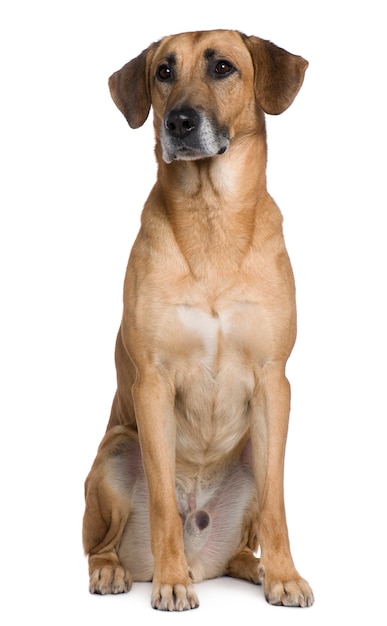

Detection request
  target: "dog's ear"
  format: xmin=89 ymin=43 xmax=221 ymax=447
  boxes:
xmin=243 ymin=35 xmax=308 ymax=115
xmin=108 ymin=43 xmax=159 ymax=128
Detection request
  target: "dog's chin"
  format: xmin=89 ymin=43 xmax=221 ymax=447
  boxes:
xmin=162 ymin=143 xmax=229 ymax=165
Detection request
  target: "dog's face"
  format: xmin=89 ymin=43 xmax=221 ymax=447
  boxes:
xmin=109 ymin=30 xmax=308 ymax=164
xmin=149 ymin=30 xmax=256 ymax=163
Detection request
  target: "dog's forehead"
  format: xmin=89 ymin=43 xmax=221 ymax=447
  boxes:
xmin=152 ymin=30 xmax=252 ymax=69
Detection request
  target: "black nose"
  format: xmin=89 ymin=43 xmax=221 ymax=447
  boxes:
xmin=165 ymin=108 xmax=199 ymax=138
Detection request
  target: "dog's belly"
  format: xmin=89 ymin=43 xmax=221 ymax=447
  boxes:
xmin=167 ymin=303 xmax=258 ymax=465
xmin=113 ymin=436 xmax=256 ymax=582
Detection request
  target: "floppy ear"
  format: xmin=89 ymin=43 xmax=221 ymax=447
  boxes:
xmin=108 ymin=42 xmax=159 ymax=128
xmin=243 ymin=35 xmax=308 ymax=115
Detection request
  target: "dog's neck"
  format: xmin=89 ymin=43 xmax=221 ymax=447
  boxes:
xmin=153 ymin=132 xmax=271 ymax=278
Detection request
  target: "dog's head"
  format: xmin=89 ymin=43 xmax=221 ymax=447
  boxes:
xmin=109 ymin=30 xmax=308 ymax=164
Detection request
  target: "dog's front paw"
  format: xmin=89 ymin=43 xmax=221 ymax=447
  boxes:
xmin=261 ymin=568 xmax=314 ymax=607
xmin=151 ymin=582 xmax=199 ymax=611
xmin=89 ymin=565 xmax=132 ymax=595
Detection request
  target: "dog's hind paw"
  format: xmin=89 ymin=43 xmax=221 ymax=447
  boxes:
xmin=89 ymin=565 xmax=132 ymax=595
xmin=151 ymin=583 xmax=199 ymax=611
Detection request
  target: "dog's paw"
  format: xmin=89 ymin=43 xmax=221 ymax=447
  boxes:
xmin=89 ymin=566 xmax=132 ymax=595
xmin=151 ymin=583 xmax=199 ymax=611
xmin=261 ymin=570 xmax=314 ymax=607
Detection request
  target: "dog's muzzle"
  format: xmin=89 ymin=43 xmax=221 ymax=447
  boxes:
xmin=161 ymin=107 xmax=229 ymax=164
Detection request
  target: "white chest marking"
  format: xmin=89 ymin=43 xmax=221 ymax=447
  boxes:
xmin=177 ymin=304 xmax=222 ymax=362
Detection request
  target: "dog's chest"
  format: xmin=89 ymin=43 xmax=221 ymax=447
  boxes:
xmin=176 ymin=304 xmax=223 ymax=366
xmin=164 ymin=302 xmax=265 ymax=463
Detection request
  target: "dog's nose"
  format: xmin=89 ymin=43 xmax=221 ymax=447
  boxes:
xmin=165 ymin=108 xmax=199 ymax=138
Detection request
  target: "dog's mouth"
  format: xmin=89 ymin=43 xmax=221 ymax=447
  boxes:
xmin=165 ymin=142 xmax=229 ymax=163
xmin=160 ymin=110 xmax=230 ymax=164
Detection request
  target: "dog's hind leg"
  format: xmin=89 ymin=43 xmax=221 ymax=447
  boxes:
xmin=226 ymin=501 xmax=262 ymax=585
xmin=82 ymin=425 xmax=140 ymax=594
xmin=227 ymin=548 xmax=262 ymax=584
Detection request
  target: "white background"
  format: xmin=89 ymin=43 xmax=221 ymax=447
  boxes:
xmin=1 ymin=1 xmax=386 ymax=623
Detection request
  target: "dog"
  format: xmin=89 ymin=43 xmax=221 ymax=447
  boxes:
xmin=82 ymin=29 xmax=313 ymax=611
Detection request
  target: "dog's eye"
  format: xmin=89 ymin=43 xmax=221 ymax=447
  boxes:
xmin=214 ymin=60 xmax=234 ymax=77
xmin=157 ymin=64 xmax=173 ymax=81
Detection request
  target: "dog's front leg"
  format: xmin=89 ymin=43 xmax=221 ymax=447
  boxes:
xmin=251 ymin=364 xmax=314 ymax=607
xmin=132 ymin=372 xmax=199 ymax=611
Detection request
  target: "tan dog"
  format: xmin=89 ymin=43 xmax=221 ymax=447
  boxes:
xmin=82 ymin=29 xmax=313 ymax=611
